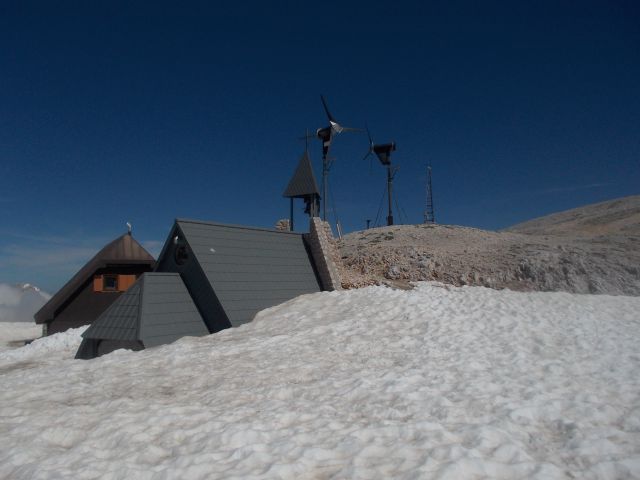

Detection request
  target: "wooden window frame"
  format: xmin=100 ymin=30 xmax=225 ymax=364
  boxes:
xmin=94 ymin=274 xmax=138 ymax=293
xmin=102 ymin=274 xmax=119 ymax=291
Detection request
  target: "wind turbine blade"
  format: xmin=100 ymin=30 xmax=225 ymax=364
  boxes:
xmin=320 ymin=95 xmax=336 ymax=122
xmin=365 ymin=123 xmax=373 ymax=145
xmin=341 ymin=126 xmax=364 ymax=133
xmin=331 ymin=121 xmax=344 ymax=134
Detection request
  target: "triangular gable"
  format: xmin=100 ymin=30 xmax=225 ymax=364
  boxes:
xmin=76 ymin=272 xmax=208 ymax=358
xmin=283 ymin=151 xmax=320 ymax=198
xmin=35 ymin=234 xmax=155 ymax=324
xmin=174 ymin=219 xmax=322 ymax=328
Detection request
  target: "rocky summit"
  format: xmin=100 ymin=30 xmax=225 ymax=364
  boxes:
xmin=338 ymin=195 xmax=640 ymax=296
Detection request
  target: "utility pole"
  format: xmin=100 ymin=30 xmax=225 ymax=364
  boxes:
xmin=385 ymin=165 xmax=400 ymax=226
xmin=387 ymin=165 xmax=394 ymax=226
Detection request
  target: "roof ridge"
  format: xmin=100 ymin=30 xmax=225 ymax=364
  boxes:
xmin=175 ymin=218 xmax=304 ymax=235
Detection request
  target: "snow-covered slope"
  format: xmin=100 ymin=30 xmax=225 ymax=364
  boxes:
xmin=1 ymin=283 xmax=639 ymax=479
xmin=0 ymin=322 xmax=43 ymax=353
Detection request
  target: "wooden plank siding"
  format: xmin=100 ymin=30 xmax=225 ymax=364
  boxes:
xmin=93 ymin=274 xmax=137 ymax=292
xmin=118 ymin=274 xmax=137 ymax=291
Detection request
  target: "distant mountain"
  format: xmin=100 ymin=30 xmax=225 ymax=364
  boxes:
xmin=0 ymin=283 xmax=51 ymax=323
xmin=505 ymin=195 xmax=640 ymax=236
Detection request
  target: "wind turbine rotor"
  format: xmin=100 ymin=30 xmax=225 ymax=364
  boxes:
xmin=320 ymin=95 xmax=336 ymax=122
xmin=362 ymin=124 xmax=375 ymax=174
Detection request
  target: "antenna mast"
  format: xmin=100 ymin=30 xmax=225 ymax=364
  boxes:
xmin=386 ymin=165 xmax=398 ymax=226
xmin=363 ymin=126 xmax=397 ymax=226
xmin=424 ymin=165 xmax=435 ymax=224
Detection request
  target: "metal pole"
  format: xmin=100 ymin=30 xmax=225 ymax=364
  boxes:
xmin=428 ymin=166 xmax=435 ymax=224
xmin=322 ymin=156 xmax=328 ymax=221
xmin=387 ymin=165 xmax=394 ymax=226
xmin=290 ymin=198 xmax=294 ymax=231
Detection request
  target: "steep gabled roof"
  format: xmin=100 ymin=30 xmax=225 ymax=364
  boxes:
xmin=82 ymin=281 xmax=142 ymax=342
xmin=34 ymin=234 xmax=155 ymax=324
xmin=76 ymin=272 xmax=208 ymax=359
xmin=283 ymin=151 xmax=320 ymax=198
xmin=172 ymin=219 xmax=321 ymax=328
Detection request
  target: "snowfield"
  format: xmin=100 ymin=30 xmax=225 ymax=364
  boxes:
xmin=1 ymin=283 xmax=639 ymax=479
xmin=0 ymin=322 xmax=42 ymax=354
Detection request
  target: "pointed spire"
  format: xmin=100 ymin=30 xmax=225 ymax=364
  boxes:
xmin=283 ymin=150 xmax=321 ymax=198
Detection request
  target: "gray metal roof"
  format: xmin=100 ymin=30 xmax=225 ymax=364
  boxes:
xmin=35 ymin=233 xmax=155 ymax=324
xmin=81 ymin=272 xmax=208 ymax=348
xmin=81 ymin=282 xmax=141 ymax=342
xmin=283 ymin=151 xmax=321 ymax=198
xmin=138 ymin=273 xmax=209 ymax=347
xmin=175 ymin=219 xmax=321 ymax=328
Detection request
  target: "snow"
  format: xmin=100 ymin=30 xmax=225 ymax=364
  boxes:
xmin=1 ymin=283 xmax=639 ymax=479
xmin=0 ymin=324 xmax=84 ymax=359
xmin=0 ymin=322 xmax=43 ymax=353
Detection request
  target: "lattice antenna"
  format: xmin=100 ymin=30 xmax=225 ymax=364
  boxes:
xmin=424 ymin=165 xmax=435 ymax=224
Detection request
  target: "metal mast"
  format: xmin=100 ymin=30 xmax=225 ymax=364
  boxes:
xmin=424 ymin=165 xmax=435 ymax=224
xmin=315 ymin=95 xmax=361 ymax=221
xmin=386 ymin=165 xmax=399 ymax=226
xmin=363 ymin=126 xmax=397 ymax=227
xmin=322 ymin=155 xmax=329 ymax=221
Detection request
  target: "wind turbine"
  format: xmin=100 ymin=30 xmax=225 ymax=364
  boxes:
xmin=363 ymin=126 xmax=398 ymax=226
xmin=316 ymin=95 xmax=361 ymax=220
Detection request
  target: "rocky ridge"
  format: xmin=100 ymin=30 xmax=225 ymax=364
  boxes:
xmin=337 ymin=196 xmax=640 ymax=296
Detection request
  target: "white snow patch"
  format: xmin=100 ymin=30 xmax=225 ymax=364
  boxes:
xmin=0 ymin=283 xmax=639 ymax=479
xmin=0 ymin=325 xmax=87 ymax=362
xmin=0 ymin=322 xmax=43 ymax=353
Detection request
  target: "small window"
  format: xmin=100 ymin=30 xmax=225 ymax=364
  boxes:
xmin=103 ymin=275 xmax=118 ymax=291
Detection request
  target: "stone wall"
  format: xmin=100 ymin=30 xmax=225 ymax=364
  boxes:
xmin=304 ymin=218 xmax=343 ymax=291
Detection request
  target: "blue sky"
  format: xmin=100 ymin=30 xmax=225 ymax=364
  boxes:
xmin=1 ymin=1 xmax=638 ymax=292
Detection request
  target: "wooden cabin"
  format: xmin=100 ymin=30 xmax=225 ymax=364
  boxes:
xmin=34 ymin=233 xmax=155 ymax=335
xmin=76 ymin=218 xmax=324 ymax=359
